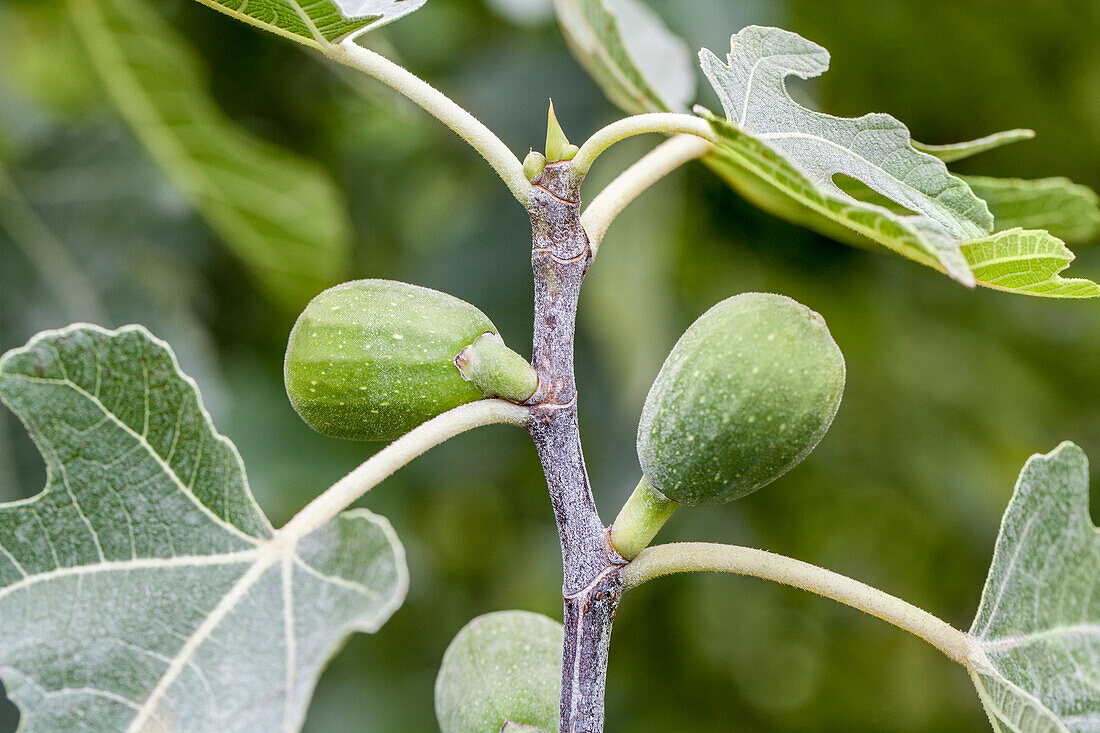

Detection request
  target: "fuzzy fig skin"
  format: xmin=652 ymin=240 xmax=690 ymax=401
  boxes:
xmin=284 ymin=279 xmax=495 ymax=441
xmin=637 ymin=292 xmax=845 ymax=505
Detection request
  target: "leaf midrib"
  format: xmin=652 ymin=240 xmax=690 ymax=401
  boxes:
xmin=189 ymin=0 xmax=327 ymax=49
xmin=980 ymin=624 xmax=1100 ymax=653
xmin=757 ymin=131 xmax=984 ymax=236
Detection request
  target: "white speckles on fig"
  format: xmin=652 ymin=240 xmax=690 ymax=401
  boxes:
xmin=637 ymin=292 xmax=845 ymax=506
xmin=284 ymin=279 xmax=496 ymax=441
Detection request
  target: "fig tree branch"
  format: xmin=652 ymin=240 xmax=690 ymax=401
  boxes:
xmin=527 ymin=161 xmax=626 ymax=732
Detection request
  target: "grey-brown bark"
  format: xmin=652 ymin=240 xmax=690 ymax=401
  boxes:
xmin=526 ymin=162 xmax=626 ymax=732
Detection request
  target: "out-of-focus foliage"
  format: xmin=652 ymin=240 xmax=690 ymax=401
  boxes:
xmin=553 ymin=0 xmax=695 ymax=114
xmin=962 ymin=175 xmax=1100 ymax=242
xmin=0 ymin=325 xmax=409 ymax=732
xmin=1 ymin=0 xmax=1098 ymax=732
xmin=70 ymin=0 xmax=352 ymax=309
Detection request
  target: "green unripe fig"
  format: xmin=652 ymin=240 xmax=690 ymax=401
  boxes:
xmin=435 ymin=610 xmax=562 ymax=733
xmin=285 ymin=279 xmax=534 ymax=441
xmin=637 ymin=292 xmax=845 ymax=506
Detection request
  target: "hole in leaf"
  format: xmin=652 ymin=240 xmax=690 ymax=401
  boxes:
xmin=783 ymin=77 xmax=819 ymax=110
xmin=832 ymin=173 xmax=919 ymax=216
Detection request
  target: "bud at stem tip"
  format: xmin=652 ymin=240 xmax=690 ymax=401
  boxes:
xmin=545 ymin=101 xmax=577 ymax=163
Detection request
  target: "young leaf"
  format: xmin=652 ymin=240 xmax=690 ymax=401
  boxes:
xmin=553 ymin=0 xmax=695 ymax=114
xmin=913 ymin=129 xmax=1035 ymax=163
xmin=968 ymin=442 xmax=1099 ymax=733
xmin=0 ymin=325 xmax=408 ymax=731
xmin=702 ymin=115 xmax=975 ymax=284
xmin=827 ymin=175 xmax=1100 ymax=297
xmin=435 ymin=610 xmax=562 ymax=733
xmin=699 ymin=26 xmax=998 ymax=286
xmin=907 ymin=131 xmax=1100 ymax=243
xmin=962 ymin=176 xmax=1100 ymax=244
xmin=191 ymin=0 xmax=426 ymax=48
xmin=70 ymin=0 xmax=352 ymax=309
xmin=961 ymin=229 xmax=1100 ymax=298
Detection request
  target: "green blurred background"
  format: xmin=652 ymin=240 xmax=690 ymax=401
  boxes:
xmin=1 ymin=0 xmax=1098 ymax=730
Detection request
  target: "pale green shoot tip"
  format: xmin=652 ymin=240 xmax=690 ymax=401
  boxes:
xmin=546 ymin=101 xmax=578 ymax=163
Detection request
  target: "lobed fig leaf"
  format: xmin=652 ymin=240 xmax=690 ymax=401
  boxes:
xmin=553 ymin=0 xmax=695 ymax=114
xmin=967 ymin=442 xmax=1100 ymax=732
xmin=189 ymin=0 xmax=426 ymax=49
xmin=70 ymin=0 xmax=353 ymax=310
xmin=698 ymin=26 xmax=992 ymax=286
xmin=637 ymin=292 xmax=845 ymax=506
xmin=696 ymin=26 xmax=1099 ymax=296
xmin=285 ymin=279 xmax=532 ymax=441
xmin=0 ymin=324 xmax=408 ymax=731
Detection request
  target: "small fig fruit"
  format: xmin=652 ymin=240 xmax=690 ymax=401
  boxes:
xmin=285 ymin=279 xmax=534 ymax=441
xmin=435 ymin=610 xmax=562 ymax=733
xmin=636 ymin=292 xmax=844 ymax=506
